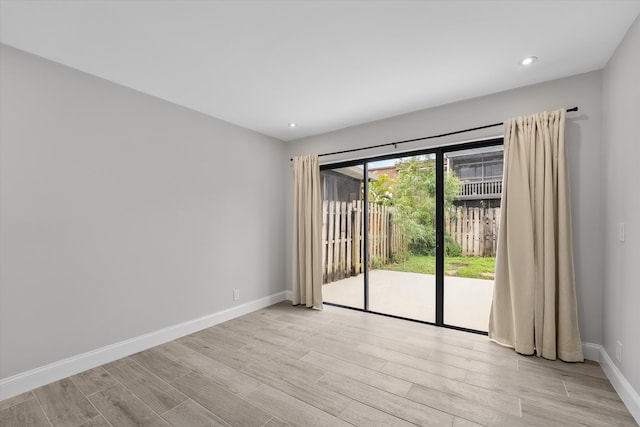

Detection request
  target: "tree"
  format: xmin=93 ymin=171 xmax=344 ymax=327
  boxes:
xmin=370 ymin=157 xmax=461 ymax=256
xmin=368 ymin=173 xmax=395 ymax=205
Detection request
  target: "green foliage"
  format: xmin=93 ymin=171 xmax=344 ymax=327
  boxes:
xmin=368 ymin=174 xmax=395 ymax=206
xmin=444 ymin=234 xmax=462 ymax=257
xmin=369 ymin=255 xmax=385 ymax=269
xmin=370 ymin=157 xmax=461 ymax=256
xmin=391 ymin=250 xmax=408 ymax=264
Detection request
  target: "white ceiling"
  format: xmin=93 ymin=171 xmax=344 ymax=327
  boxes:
xmin=1 ymin=1 xmax=639 ymax=141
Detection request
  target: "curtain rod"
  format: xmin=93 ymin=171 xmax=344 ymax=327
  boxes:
xmin=290 ymin=106 xmax=578 ymax=161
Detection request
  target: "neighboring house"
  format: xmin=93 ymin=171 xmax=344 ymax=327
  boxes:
xmin=321 ymin=167 xmax=379 ymax=202
xmin=368 ymin=150 xmax=504 ymax=208
xmin=446 ymin=146 xmax=503 ymax=208
xmin=368 ymin=165 xmax=399 ymax=180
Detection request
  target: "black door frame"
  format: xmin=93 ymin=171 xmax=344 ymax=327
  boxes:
xmin=320 ymin=137 xmax=503 ymax=335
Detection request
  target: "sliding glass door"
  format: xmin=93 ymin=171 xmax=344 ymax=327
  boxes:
xmin=320 ymin=164 xmax=365 ymax=309
xmin=320 ymin=139 xmax=502 ymax=333
xmin=443 ymin=146 xmax=503 ymax=332
xmin=367 ymin=155 xmax=436 ymax=323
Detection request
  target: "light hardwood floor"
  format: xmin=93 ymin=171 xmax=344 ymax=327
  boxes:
xmin=1 ymin=302 xmax=637 ymax=426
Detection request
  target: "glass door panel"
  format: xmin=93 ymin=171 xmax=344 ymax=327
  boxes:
xmin=320 ymin=140 xmax=503 ymax=332
xmin=320 ymin=166 xmax=365 ymax=309
xmin=367 ymin=155 xmax=436 ymax=322
xmin=443 ymin=147 xmax=503 ymax=331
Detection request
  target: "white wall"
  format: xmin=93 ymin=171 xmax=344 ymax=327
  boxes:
xmin=603 ymin=15 xmax=640 ymax=394
xmin=286 ymin=71 xmax=605 ymax=346
xmin=0 ymin=44 xmax=287 ymax=380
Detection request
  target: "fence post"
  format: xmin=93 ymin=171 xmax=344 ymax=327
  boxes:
xmin=326 ymin=201 xmax=335 ymax=282
xmin=352 ymin=200 xmax=361 ymax=275
xmin=333 ymin=201 xmax=342 ymax=280
xmin=339 ymin=201 xmax=347 ymax=279
xmin=322 ymin=200 xmax=328 ymax=283
xmin=346 ymin=201 xmax=352 ymax=277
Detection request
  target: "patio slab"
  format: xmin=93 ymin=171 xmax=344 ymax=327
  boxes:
xmin=322 ymin=269 xmax=494 ymax=332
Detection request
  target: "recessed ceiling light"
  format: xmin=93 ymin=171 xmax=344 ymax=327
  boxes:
xmin=521 ymin=56 xmax=538 ymax=66
xmin=288 ymin=123 xmax=296 ymax=128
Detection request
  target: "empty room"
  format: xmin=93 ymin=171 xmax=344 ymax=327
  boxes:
xmin=1 ymin=1 xmax=639 ymax=426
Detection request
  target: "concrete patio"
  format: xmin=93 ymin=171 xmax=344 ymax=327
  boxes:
xmin=322 ymin=269 xmax=494 ymax=332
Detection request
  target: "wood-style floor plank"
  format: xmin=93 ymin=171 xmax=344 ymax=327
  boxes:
xmin=519 ymin=355 xmax=608 ymax=379
xmin=291 ymin=334 xmax=389 ymax=371
xmin=244 ymin=384 xmax=351 ymax=427
xmin=0 ymin=392 xmax=35 ymax=412
xmin=241 ymin=361 xmax=353 ymax=417
xmin=338 ymin=400 xmax=417 ymax=426
xmin=521 ymin=398 xmax=638 ymax=427
xmin=240 ymin=335 xmax=311 ymax=361
xmin=318 ymin=371 xmax=456 ymax=426
xmin=382 ymin=361 xmax=521 ymax=416
xmin=153 ymin=341 xmax=263 ymax=397
xmin=301 ymin=351 xmax=413 ymax=396
xmin=129 ymin=350 xmax=192 ymax=383
xmin=1 ymin=301 xmax=637 ymax=427
xmin=453 ymin=416 xmax=486 ymax=427
xmin=0 ymin=398 xmax=50 ymax=427
xmin=263 ymin=417 xmax=291 ymax=427
xmin=78 ymin=415 xmax=111 ymax=427
xmin=565 ymin=380 xmax=630 ymax=412
xmin=518 ymin=358 xmax=616 ymax=392
xmin=243 ymin=351 xmax=327 ymax=384
xmin=105 ymin=359 xmax=188 ymax=413
xmin=171 ymin=372 xmax=273 ymax=426
xmin=69 ymin=367 xmax=119 ymax=396
xmin=177 ymin=333 xmax=262 ymax=369
xmin=33 ymin=378 xmax=99 ymax=427
xmin=464 ymin=366 xmax=568 ymax=399
xmin=355 ymin=341 xmax=468 ymax=381
xmin=162 ymin=399 xmax=230 ymax=427
xmin=406 ymin=383 xmax=533 ymax=427
xmin=101 ymin=357 xmax=131 ymax=372
xmin=196 ymin=325 xmax=251 ymax=349
xmin=520 ymin=391 xmax=638 ymax=427
xmin=87 ymin=384 xmax=169 ymax=427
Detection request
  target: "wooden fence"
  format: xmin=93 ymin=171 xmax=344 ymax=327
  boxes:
xmin=322 ymin=203 xmax=500 ymax=283
xmin=445 ymin=206 xmax=501 ymax=257
xmin=321 ymin=200 xmax=405 ymax=284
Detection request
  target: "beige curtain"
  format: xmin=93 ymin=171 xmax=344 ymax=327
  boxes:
xmin=488 ymin=109 xmax=583 ymax=362
xmin=292 ymin=155 xmax=323 ymax=309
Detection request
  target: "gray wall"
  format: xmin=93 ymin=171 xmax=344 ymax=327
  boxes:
xmin=603 ymin=16 xmax=640 ymax=392
xmin=286 ymin=71 xmax=605 ymax=346
xmin=0 ymin=45 xmax=287 ymax=378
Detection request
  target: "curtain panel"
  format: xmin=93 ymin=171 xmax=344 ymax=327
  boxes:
xmin=488 ymin=109 xmax=583 ymax=362
xmin=292 ymin=155 xmax=323 ymax=309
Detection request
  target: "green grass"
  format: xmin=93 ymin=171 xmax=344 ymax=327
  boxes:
xmin=381 ymin=255 xmax=496 ymax=280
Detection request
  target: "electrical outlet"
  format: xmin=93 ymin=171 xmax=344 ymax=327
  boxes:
xmin=616 ymin=341 xmax=623 ymax=363
xmin=619 ymin=222 xmax=625 ymax=242
xmin=233 ymin=289 xmax=240 ymax=301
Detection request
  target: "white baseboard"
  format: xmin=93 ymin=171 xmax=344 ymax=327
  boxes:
xmin=582 ymin=342 xmax=602 ymax=362
xmin=285 ymin=290 xmax=293 ymax=301
xmin=582 ymin=342 xmax=640 ymax=424
xmin=0 ymin=291 xmax=288 ymax=401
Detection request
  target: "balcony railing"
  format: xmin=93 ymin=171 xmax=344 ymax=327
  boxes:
xmin=457 ymin=179 xmax=502 ymax=200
